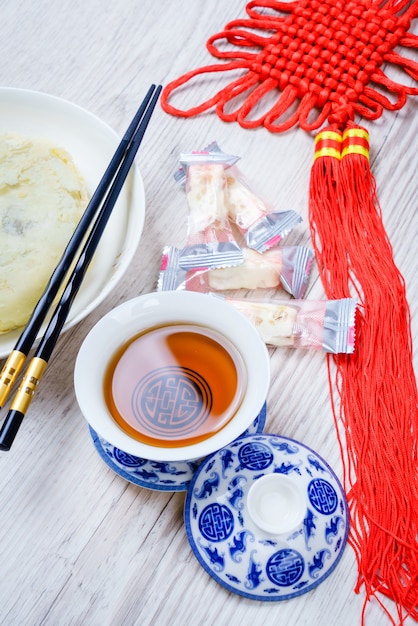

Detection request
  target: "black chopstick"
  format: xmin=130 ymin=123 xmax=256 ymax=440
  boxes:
xmin=0 ymin=84 xmax=162 ymax=451
xmin=0 ymin=84 xmax=159 ymax=411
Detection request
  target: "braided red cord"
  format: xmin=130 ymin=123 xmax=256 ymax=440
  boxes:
xmin=161 ymin=0 xmax=418 ymax=132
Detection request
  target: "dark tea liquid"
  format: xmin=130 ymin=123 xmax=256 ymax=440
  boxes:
xmin=104 ymin=324 xmax=245 ymax=448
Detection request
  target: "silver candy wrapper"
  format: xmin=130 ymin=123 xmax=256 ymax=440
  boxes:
xmin=161 ymin=243 xmax=243 ymax=272
xmin=242 ymin=209 xmax=302 ymax=252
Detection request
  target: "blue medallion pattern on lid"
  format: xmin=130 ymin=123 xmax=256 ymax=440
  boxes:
xmin=199 ymin=503 xmax=235 ymax=542
xmin=266 ymin=549 xmax=305 ymax=587
xmin=238 ymin=441 xmax=274 ymax=471
xmin=307 ymin=478 xmax=338 ymax=515
xmin=184 ymin=433 xmax=349 ymax=601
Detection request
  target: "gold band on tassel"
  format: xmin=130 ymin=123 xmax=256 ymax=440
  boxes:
xmin=342 ymin=127 xmax=370 ymax=159
xmin=0 ymin=350 xmax=26 ymax=406
xmin=314 ymin=129 xmax=343 ymax=161
xmin=10 ymin=357 xmax=48 ymax=414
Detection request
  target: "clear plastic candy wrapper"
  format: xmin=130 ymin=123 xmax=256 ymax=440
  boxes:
xmin=224 ymin=175 xmax=302 ymax=252
xmin=221 ymin=296 xmax=357 ymax=353
xmin=179 ymin=152 xmax=243 ymax=269
xmin=158 ymin=245 xmax=314 ymax=299
xmin=176 ymin=142 xmax=302 ymax=253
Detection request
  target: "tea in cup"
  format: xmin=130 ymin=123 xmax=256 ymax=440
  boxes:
xmin=74 ymin=291 xmax=270 ymax=462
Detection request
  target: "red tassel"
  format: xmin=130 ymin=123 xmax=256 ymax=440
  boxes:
xmin=309 ymin=127 xmax=347 ymax=294
xmin=309 ymin=124 xmax=418 ymax=625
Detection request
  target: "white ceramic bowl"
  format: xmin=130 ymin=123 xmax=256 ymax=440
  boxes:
xmin=0 ymin=87 xmax=145 ymax=357
xmin=74 ymin=291 xmax=270 ymax=462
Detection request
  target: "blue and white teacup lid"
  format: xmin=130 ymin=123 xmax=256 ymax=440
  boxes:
xmin=184 ymin=433 xmax=349 ymax=601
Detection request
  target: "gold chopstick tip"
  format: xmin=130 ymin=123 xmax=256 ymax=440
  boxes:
xmin=9 ymin=357 xmax=48 ymax=414
xmin=0 ymin=350 xmax=26 ymax=407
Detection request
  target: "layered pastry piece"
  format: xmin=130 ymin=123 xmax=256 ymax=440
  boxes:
xmin=0 ymin=132 xmax=88 ymax=333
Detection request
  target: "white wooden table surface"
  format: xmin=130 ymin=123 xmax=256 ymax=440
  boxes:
xmin=0 ymin=1 xmax=416 ymax=625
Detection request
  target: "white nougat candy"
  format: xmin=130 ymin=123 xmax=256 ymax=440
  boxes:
xmin=253 ymin=303 xmax=297 ymax=346
xmin=225 ymin=172 xmax=268 ymax=230
xmin=207 ymin=246 xmax=313 ymax=298
xmin=186 ymin=163 xmax=229 ymax=232
xmin=208 ymin=248 xmax=283 ymax=290
xmin=227 ymin=299 xmax=297 ymax=346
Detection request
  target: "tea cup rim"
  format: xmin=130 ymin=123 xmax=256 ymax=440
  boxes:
xmin=74 ymin=290 xmax=270 ymax=462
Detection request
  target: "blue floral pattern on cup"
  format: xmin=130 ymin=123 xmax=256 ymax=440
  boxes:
xmin=89 ymin=403 xmax=266 ymax=492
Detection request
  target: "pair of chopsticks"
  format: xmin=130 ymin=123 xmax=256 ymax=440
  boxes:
xmin=0 ymin=84 xmax=162 ymax=451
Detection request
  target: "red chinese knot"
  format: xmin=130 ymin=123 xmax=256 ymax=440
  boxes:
xmin=161 ymin=0 xmax=418 ymax=131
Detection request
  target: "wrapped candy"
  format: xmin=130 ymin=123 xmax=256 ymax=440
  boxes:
xmin=158 ymin=245 xmax=314 ymax=299
xmin=179 ymin=152 xmax=243 ymax=269
xmin=176 ymin=142 xmax=302 ymax=252
xmin=222 ymin=296 xmax=357 ymax=353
